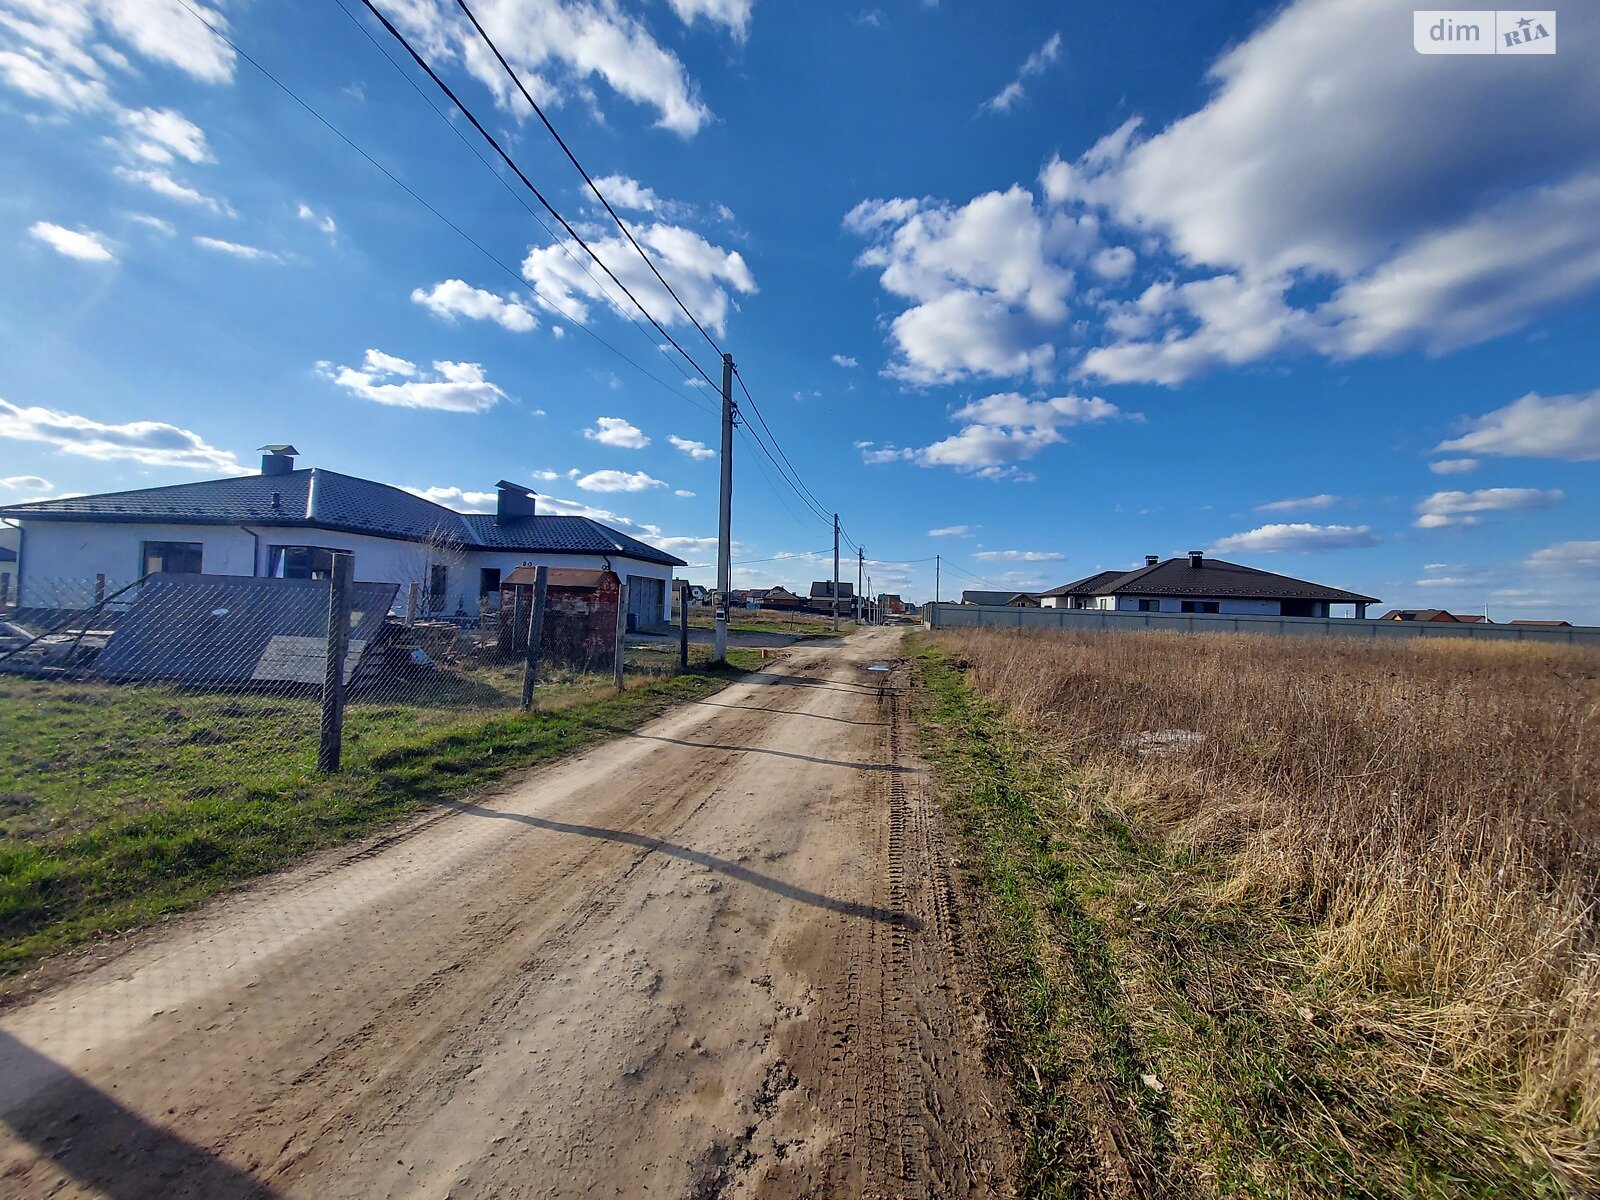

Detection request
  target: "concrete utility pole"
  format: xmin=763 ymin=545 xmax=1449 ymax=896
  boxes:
xmin=856 ymin=547 xmax=864 ymax=624
xmin=714 ymin=352 xmax=735 ymax=663
xmin=935 ymin=555 xmax=941 ymax=606
xmin=832 ymin=512 xmax=841 ymax=633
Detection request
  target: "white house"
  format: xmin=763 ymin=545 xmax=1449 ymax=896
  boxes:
xmin=1036 ymin=552 xmax=1378 ymax=618
xmin=0 ymin=445 xmax=685 ymax=627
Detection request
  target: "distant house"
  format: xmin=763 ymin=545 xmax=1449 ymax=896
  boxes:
xmin=0 ymin=445 xmax=686 ymax=626
xmin=809 ymin=581 xmax=855 ymax=601
xmin=960 ymin=589 xmax=1038 ymax=606
xmin=761 ymin=586 xmax=803 ymax=610
xmin=1511 ymin=619 xmax=1573 ymax=628
xmin=1038 ymin=552 xmax=1378 ymax=618
xmin=878 ymin=593 xmax=905 ymax=615
xmin=1382 ymin=609 xmax=1463 ymax=623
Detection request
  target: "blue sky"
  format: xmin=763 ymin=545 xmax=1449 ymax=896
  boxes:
xmin=1 ymin=0 xmax=1596 ymax=618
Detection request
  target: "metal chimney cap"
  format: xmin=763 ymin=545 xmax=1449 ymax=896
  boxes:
xmin=258 ymin=444 xmax=300 ymax=456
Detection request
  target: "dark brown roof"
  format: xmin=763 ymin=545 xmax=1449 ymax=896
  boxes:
xmin=1510 ymin=619 xmax=1572 ymax=627
xmin=1085 ymin=556 xmax=1378 ymax=604
xmin=1382 ymin=609 xmax=1458 ymax=622
xmin=1040 ymin=570 xmax=1125 ymax=597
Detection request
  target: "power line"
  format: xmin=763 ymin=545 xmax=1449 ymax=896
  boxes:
xmin=452 ymin=0 xmax=725 ymax=362
xmin=329 ymin=0 xmax=719 ymax=418
xmin=353 ymin=0 xmax=722 ymax=393
xmin=172 ymin=0 xmax=715 ymax=422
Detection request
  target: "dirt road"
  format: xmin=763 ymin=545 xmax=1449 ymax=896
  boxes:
xmin=0 ymin=629 xmax=1012 ymax=1199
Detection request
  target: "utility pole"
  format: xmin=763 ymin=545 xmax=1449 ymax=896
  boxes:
xmin=832 ymin=512 xmax=840 ymax=633
xmin=867 ymin=574 xmax=873 ymax=623
xmin=714 ymin=352 xmax=735 ymax=663
xmin=856 ymin=546 xmax=864 ymax=625
xmin=935 ymin=554 xmax=941 ymax=606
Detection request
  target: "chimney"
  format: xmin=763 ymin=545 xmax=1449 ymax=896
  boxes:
xmin=1145 ymin=554 xmax=1159 ymax=567
xmin=259 ymin=444 xmax=299 ymax=477
xmin=496 ymin=480 xmax=537 ymax=523
xmin=1188 ymin=550 xmax=1204 ymax=568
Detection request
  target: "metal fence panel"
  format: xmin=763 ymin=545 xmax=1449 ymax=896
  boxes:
xmin=922 ymin=603 xmax=1600 ymax=646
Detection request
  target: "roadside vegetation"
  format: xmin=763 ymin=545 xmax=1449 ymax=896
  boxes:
xmin=0 ymin=646 xmax=760 ymax=990
xmin=685 ymin=607 xmax=856 ymax=638
xmin=911 ymin=628 xmax=1600 ymax=1197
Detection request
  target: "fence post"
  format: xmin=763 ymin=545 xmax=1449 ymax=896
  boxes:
xmin=0 ymin=572 xmax=9 ymax=609
xmin=678 ymin=581 xmax=690 ymax=672
xmin=94 ymin=573 xmax=106 ymax=607
xmin=614 ymin=582 xmax=630 ymax=692
xmin=405 ymin=581 xmax=420 ymax=627
xmin=318 ymin=551 xmax=354 ymax=773
xmin=520 ymin=565 xmax=549 ymax=711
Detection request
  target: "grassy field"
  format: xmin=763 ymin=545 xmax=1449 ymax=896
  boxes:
xmin=684 ymin=607 xmax=857 ymax=638
xmin=0 ymin=646 xmax=761 ymax=989
xmin=911 ymin=629 xmax=1600 ymax=1198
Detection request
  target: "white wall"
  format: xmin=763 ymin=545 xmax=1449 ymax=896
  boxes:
xmin=15 ymin=518 xmax=677 ymax=623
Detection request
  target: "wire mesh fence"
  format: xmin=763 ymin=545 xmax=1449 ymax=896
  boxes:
xmin=0 ymin=568 xmax=713 ymax=786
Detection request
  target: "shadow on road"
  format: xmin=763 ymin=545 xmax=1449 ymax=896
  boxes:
xmin=0 ymin=1029 xmax=281 ymax=1200
xmin=435 ymin=799 xmax=919 ymax=929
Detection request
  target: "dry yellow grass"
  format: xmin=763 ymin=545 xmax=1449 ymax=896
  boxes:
xmin=934 ymin=627 xmax=1600 ymax=1181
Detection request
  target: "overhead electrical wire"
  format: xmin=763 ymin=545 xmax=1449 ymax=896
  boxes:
xmin=353 ymin=0 xmax=723 ymax=393
xmin=188 ymin=0 xmax=861 ymax=569
xmin=329 ymin=0 xmax=719 ymax=418
xmin=171 ymin=0 xmax=716 ymax=422
xmin=391 ymin=0 xmax=857 ymax=556
xmin=452 ymin=0 xmax=726 ymax=362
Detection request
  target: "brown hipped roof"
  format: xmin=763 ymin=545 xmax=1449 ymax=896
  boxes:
xmin=1045 ymin=556 xmax=1378 ymax=605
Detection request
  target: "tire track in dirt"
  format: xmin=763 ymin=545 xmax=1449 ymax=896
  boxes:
xmin=0 ymin=632 xmax=1013 ymax=1199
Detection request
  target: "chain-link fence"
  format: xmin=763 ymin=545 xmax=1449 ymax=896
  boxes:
xmin=0 ymin=567 xmax=717 ymax=778
xmin=0 ymin=565 xmax=751 ymax=982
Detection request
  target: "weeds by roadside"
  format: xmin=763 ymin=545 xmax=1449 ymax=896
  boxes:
xmin=0 ymin=650 xmax=760 ymax=990
xmin=910 ymin=631 xmax=1592 ymax=1197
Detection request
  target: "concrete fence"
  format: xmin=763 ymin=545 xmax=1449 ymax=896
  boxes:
xmin=923 ymin=603 xmax=1600 ymax=647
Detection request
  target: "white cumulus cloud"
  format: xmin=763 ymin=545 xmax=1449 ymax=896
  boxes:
xmin=0 ymin=397 xmax=242 ymax=472
xmin=1209 ymin=523 xmax=1379 ymax=554
xmin=584 ymin=417 xmax=650 ymax=449
xmin=318 ymin=350 xmax=510 ymax=413
xmin=29 ymin=221 xmax=114 ymax=262
xmin=1435 ymin=389 xmax=1600 ymax=463
xmin=1414 ymin=487 xmax=1564 ymax=530
xmin=667 ymin=434 xmax=714 ymax=459
xmin=576 ymin=469 xmax=667 ymax=493
xmin=412 ymin=279 xmax=538 ymax=332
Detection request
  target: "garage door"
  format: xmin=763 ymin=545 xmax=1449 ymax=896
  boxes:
xmin=627 ymin=576 xmax=665 ymax=630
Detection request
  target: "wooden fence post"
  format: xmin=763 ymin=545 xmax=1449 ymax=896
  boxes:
xmin=678 ymin=581 xmax=690 ymax=672
xmin=405 ymin=581 xmax=420 ymax=627
xmin=614 ymin=582 xmax=630 ymax=693
xmin=318 ymin=552 xmax=354 ymax=773
xmin=520 ymin=566 xmax=549 ymax=711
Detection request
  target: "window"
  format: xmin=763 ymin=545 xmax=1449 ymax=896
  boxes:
xmin=1137 ymin=598 xmax=1161 ymax=612
xmin=142 ymin=540 xmax=202 ymax=576
xmin=268 ymin=546 xmax=350 ymax=580
xmin=479 ymin=567 xmax=502 ymax=596
xmin=428 ymin=564 xmax=448 ymax=612
xmin=1181 ymin=600 xmax=1220 ymax=614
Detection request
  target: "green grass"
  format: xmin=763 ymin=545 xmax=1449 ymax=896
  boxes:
xmin=0 ymin=648 xmax=761 ymax=988
xmin=907 ymin=635 xmax=1563 ymax=1199
xmin=683 ymin=608 xmax=856 ymax=639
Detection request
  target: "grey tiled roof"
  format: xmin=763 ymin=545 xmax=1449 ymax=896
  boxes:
xmin=0 ymin=468 xmax=685 ymax=567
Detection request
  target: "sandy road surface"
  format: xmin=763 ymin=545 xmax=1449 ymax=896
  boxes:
xmin=0 ymin=629 xmax=1012 ymax=1199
